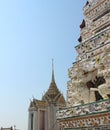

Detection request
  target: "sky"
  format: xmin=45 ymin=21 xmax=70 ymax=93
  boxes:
xmin=0 ymin=0 xmax=87 ymax=130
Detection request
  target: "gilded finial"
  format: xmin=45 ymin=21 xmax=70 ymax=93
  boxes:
xmin=52 ymin=59 xmax=55 ymax=82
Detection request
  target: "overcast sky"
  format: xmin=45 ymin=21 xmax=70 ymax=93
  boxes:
xmin=0 ymin=0 xmax=87 ymax=130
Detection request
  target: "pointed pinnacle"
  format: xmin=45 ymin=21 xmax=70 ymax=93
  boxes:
xmin=52 ymin=59 xmax=55 ymax=82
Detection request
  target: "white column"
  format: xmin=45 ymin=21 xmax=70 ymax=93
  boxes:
xmin=37 ymin=108 xmax=40 ymax=130
xmin=48 ymin=103 xmax=57 ymax=130
xmin=47 ymin=106 xmax=51 ymax=130
xmin=33 ymin=111 xmax=38 ymax=130
xmin=28 ymin=112 xmax=31 ymax=130
xmin=45 ymin=108 xmax=48 ymax=130
xmin=28 ymin=111 xmax=34 ymax=130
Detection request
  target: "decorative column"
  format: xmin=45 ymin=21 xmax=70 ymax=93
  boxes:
xmin=33 ymin=110 xmax=38 ymax=130
xmin=28 ymin=111 xmax=34 ymax=130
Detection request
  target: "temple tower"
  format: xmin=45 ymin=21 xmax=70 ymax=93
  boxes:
xmin=28 ymin=61 xmax=66 ymax=130
xmin=67 ymin=0 xmax=110 ymax=107
xmin=56 ymin=1 xmax=110 ymax=129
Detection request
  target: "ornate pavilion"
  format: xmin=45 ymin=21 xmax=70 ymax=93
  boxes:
xmin=28 ymin=62 xmax=66 ymax=130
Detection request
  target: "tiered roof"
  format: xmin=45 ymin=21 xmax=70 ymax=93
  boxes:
xmin=29 ymin=61 xmax=65 ymax=110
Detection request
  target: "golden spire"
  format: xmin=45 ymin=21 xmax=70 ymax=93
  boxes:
xmin=46 ymin=59 xmax=59 ymax=99
xmin=52 ymin=58 xmax=55 ymax=82
xmin=42 ymin=59 xmax=65 ymax=103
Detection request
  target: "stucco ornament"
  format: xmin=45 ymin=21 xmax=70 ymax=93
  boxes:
xmin=82 ymin=61 xmax=95 ymax=72
xmin=90 ymin=83 xmax=110 ymax=99
xmin=94 ymin=55 xmax=105 ymax=68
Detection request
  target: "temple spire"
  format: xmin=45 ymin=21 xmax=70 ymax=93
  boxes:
xmin=42 ymin=59 xmax=62 ymax=100
xmin=52 ymin=59 xmax=55 ymax=82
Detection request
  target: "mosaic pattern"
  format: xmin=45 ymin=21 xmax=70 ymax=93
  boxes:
xmin=76 ymin=29 xmax=110 ymax=57
xmin=67 ymin=0 xmax=110 ymax=107
xmin=56 ymin=99 xmax=110 ymax=119
xmin=65 ymin=125 xmax=110 ymax=130
xmin=58 ymin=115 xmax=110 ymax=130
xmin=58 ymin=0 xmax=110 ymax=130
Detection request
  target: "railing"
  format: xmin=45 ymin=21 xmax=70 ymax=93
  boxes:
xmin=56 ymin=99 xmax=110 ymax=119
